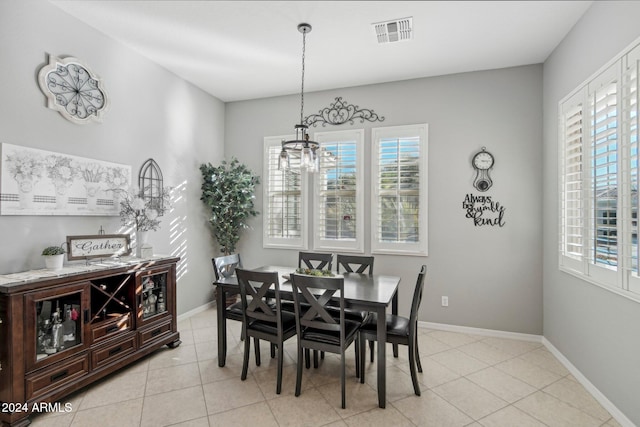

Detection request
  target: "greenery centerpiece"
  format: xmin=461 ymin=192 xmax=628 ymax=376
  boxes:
xmin=200 ymin=158 xmax=260 ymax=255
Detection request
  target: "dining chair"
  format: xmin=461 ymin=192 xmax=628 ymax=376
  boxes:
xmin=335 ymin=254 xmax=375 ymax=366
xmin=290 ymin=273 xmax=363 ymax=409
xmin=236 ymin=268 xmax=297 ymax=394
xmin=212 ymin=253 xmax=244 ymax=329
xmin=298 ymin=251 xmax=333 ymax=270
xmin=213 ymin=254 xmax=271 ymax=362
xmin=336 ymin=254 xmax=374 ymax=275
xmin=358 ymin=264 xmax=426 ymax=396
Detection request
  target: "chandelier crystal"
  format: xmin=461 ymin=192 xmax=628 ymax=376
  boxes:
xmin=279 ymin=23 xmax=321 ymax=173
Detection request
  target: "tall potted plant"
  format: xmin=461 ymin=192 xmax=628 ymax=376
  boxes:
xmin=200 ymin=158 xmax=260 ymax=255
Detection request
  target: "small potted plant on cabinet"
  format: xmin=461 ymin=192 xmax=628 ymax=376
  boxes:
xmin=41 ymin=245 xmax=66 ymax=270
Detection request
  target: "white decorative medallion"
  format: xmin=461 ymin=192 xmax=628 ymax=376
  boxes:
xmin=38 ymin=56 xmax=108 ymax=124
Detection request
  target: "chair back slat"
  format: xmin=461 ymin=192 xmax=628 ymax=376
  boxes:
xmin=298 ymin=251 xmax=333 ymax=270
xmin=336 ymin=255 xmax=374 ymax=275
xmin=409 ymin=265 xmax=427 ymax=326
xmin=291 ymin=274 xmax=343 ymax=333
xmin=212 ymin=254 xmax=242 ymax=280
xmin=236 ymin=269 xmax=281 ymax=325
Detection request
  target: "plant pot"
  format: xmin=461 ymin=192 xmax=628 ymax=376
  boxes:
xmin=44 ymin=254 xmax=64 ymax=270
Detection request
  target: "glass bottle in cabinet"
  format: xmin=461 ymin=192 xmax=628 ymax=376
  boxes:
xmin=138 ymin=267 xmax=169 ymax=323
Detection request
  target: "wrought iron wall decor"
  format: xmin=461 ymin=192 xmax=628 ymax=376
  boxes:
xmin=303 ymin=97 xmax=385 ymax=127
xmin=139 ymin=159 xmax=165 ymax=214
xmin=37 ymin=56 xmax=108 ymax=124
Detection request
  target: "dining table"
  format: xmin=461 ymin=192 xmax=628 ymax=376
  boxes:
xmin=213 ymin=265 xmax=400 ymax=408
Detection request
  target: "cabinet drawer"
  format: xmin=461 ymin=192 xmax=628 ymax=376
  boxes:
xmin=92 ymin=313 xmax=131 ymax=342
xmin=25 ymin=353 xmax=89 ymax=401
xmin=138 ymin=319 xmax=172 ymax=349
xmin=91 ymin=332 xmax=137 ymax=370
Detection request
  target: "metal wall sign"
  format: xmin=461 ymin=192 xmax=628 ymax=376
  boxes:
xmin=304 ymin=97 xmax=385 ymax=127
xmin=66 ymin=234 xmax=131 ymax=260
xmin=462 ymin=193 xmax=506 ymax=227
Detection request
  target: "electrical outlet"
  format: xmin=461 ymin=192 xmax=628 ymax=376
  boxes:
xmin=441 ymin=296 xmax=449 ymax=307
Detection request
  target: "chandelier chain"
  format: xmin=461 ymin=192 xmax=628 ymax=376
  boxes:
xmin=300 ymin=29 xmax=306 ymax=125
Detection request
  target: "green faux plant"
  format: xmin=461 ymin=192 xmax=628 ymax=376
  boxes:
xmin=42 ymin=245 xmax=65 ymax=256
xmin=200 ymin=158 xmax=260 ymax=255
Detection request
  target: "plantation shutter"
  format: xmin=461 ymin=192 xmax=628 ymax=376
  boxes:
xmin=588 ymin=67 xmax=619 ymax=269
xmin=263 ymin=136 xmax=307 ymax=249
xmin=313 ymin=129 xmax=364 ymax=252
xmin=623 ymin=46 xmax=640 ymax=292
xmin=560 ymin=94 xmax=585 ymax=266
xmin=371 ymin=124 xmax=428 ymax=256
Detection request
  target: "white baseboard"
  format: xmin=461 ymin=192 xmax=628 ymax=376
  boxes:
xmin=543 ymin=338 xmax=636 ymax=427
xmin=418 ymin=321 xmax=633 ymax=426
xmin=177 ymin=301 xmax=215 ymax=322
xmin=420 ymin=321 xmax=543 ymax=343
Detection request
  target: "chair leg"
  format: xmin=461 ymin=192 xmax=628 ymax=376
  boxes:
xmin=415 ymin=333 xmax=423 ymax=373
xmin=359 ymin=333 xmax=366 ymax=384
xmin=313 ymin=350 xmax=319 ymax=368
xmin=295 ymin=344 xmax=303 ymax=397
xmin=408 ymin=337 xmax=421 ymax=396
xmin=341 ymin=352 xmax=346 ymax=409
xmin=369 ymin=340 xmax=375 ymax=363
xmin=254 ymin=337 xmax=261 ymax=366
xmin=276 ymin=342 xmax=284 ymax=394
xmin=354 ymin=338 xmax=360 ymax=378
xmin=321 ymin=351 xmax=324 ymax=359
xmin=271 ymin=343 xmax=276 ymax=359
xmin=241 ymin=332 xmax=250 ymax=380
xmin=305 ymin=348 xmax=310 ymax=369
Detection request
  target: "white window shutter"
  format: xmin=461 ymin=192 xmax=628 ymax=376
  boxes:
xmin=313 ymin=129 xmax=364 ymax=252
xmin=263 ymin=136 xmax=308 ymax=249
xmin=371 ymin=124 xmax=428 ymax=256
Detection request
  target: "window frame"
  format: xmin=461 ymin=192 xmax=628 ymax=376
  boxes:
xmin=558 ymin=38 xmax=640 ymax=303
xmin=370 ymin=124 xmax=428 ymax=256
xmin=312 ymin=129 xmax=365 ymax=253
xmin=262 ymin=135 xmax=309 ymax=250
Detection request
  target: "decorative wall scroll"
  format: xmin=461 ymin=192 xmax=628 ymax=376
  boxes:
xmin=37 ymin=56 xmax=108 ymax=124
xmin=462 ymin=194 xmax=506 ymax=227
xmin=66 ymin=234 xmax=131 ymax=260
xmin=304 ymin=97 xmax=385 ymax=127
xmin=0 ymin=143 xmax=131 ymax=216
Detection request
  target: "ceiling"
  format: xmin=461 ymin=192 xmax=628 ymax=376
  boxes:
xmin=50 ymin=1 xmax=592 ymax=102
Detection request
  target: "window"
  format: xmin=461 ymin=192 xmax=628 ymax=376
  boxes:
xmin=313 ymin=129 xmax=364 ymax=252
xmin=263 ymin=136 xmax=308 ymax=249
xmin=559 ymin=40 xmax=640 ymax=298
xmin=371 ymin=124 xmax=428 ymax=256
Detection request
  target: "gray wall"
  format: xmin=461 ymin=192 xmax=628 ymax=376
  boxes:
xmin=543 ymin=1 xmax=640 ymax=425
xmin=226 ymin=65 xmax=543 ymax=335
xmin=0 ymin=0 xmax=225 ymax=314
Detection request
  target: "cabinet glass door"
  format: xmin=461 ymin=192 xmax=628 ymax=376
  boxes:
xmin=26 ymin=282 xmax=90 ymax=370
xmin=138 ymin=267 xmax=169 ymax=324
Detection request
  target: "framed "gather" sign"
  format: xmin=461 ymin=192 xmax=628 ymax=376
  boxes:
xmin=66 ymin=234 xmax=131 ymax=260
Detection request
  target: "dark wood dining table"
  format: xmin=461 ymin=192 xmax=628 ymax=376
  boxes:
xmin=213 ymin=265 xmax=400 ymax=408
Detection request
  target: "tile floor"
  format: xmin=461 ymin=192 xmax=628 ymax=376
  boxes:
xmin=30 ymin=306 xmax=622 ymax=427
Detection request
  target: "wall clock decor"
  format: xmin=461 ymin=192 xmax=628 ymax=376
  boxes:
xmin=471 ymin=147 xmax=494 ymax=192
xmin=37 ymin=56 xmax=108 ymax=124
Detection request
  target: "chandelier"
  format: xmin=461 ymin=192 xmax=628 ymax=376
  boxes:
xmin=279 ymin=23 xmax=321 ymax=173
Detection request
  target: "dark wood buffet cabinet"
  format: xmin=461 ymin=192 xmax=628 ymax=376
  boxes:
xmin=0 ymin=256 xmax=181 ymax=427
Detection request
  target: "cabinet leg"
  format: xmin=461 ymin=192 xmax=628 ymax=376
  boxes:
xmin=167 ymin=339 xmax=182 ymax=349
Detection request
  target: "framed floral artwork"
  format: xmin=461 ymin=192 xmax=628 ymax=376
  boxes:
xmin=0 ymin=143 xmax=131 ymax=216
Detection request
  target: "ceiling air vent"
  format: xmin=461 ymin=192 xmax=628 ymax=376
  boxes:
xmin=373 ymin=17 xmax=413 ymax=44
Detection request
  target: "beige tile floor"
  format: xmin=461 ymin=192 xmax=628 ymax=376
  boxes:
xmin=30 ymin=306 xmax=622 ymax=427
